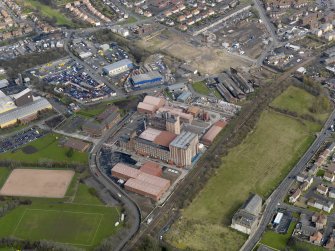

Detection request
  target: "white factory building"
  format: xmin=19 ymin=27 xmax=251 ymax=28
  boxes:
xmin=103 ymin=59 xmax=133 ymax=76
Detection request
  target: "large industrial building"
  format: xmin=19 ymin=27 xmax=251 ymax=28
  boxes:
xmin=0 ymin=91 xmax=16 ymax=114
xmin=103 ymin=59 xmax=133 ymax=76
xmin=111 ymin=162 xmax=170 ymax=201
xmin=201 ymin=120 xmax=227 ymax=146
xmin=119 ymin=126 xmax=199 ymax=167
xmin=231 ymin=194 xmax=262 ymax=235
xmin=137 ymin=95 xmax=166 ymax=114
xmin=130 ymin=71 xmax=163 ymax=88
xmin=170 ymin=131 xmax=199 ymax=167
xmin=0 ymin=98 xmax=52 ymax=128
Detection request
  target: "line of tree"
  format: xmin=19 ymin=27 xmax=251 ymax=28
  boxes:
xmin=0 ymin=160 xmax=87 ymax=173
xmin=0 ymin=198 xmax=31 ymax=218
xmin=0 ymin=237 xmax=83 ymax=251
xmin=0 ymin=49 xmax=67 ymax=78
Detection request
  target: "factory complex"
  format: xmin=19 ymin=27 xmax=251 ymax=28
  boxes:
xmin=119 ymin=95 xmax=227 ymax=169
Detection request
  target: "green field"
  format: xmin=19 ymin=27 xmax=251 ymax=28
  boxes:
xmin=0 ymin=134 xmax=88 ymax=164
xmin=0 ymin=168 xmax=11 ymax=188
xmin=166 ymin=86 xmax=328 ymax=250
xmin=260 ymin=222 xmax=296 ymax=250
xmin=14 ymin=209 xmax=102 ymax=246
xmin=271 ymin=86 xmax=330 ymax=121
xmin=0 ymin=169 xmax=121 ymax=250
xmin=24 ymin=0 xmax=75 ymax=27
xmin=192 ymin=81 xmax=211 ymax=96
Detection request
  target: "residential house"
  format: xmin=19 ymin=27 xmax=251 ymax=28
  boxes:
xmin=324 ymin=172 xmax=335 ymax=182
xmin=296 ymin=172 xmax=307 ymax=182
xmin=326 ymin=237 xmax=335 ymax=249
xmin=312 ymin=213 xmax=327 ymax=230
xmin=317 ymin=184 xmax=328 ymax=195
xmin=329 ymin=188 xmax=335 ymax=198
xmin=310 ymin=231 xmax=323 ymax=245
xmin=289 ymin=189 xmax=301 ymax=203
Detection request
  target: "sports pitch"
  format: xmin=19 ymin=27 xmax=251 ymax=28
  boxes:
xmin=14 ymin=209 xmax=102 ymax=246
xmin=0 ymin=169 xmax=74 ymax=198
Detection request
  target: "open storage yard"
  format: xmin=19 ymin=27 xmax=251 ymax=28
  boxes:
xmin=0 ymin=169 xmax=74 ymax=198
xmin=137 ymin=30 xmax=252 ymax=75
xmin=166 ymin=86 xmax=329 ymax=250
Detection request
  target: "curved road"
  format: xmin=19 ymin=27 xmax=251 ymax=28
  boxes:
xmin=242 ymin=108 xmax=335 ymax=251
xmin=88 ymin=112 xmax=141 ymax=251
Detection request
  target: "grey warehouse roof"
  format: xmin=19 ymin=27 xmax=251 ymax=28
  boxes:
xmin=243 ymin=194 xmax=262 ymax=215
xmin=103 ymin=59 xmax=133 ymax=72
xmin=0 ymin=98 xmax=52 ymax=125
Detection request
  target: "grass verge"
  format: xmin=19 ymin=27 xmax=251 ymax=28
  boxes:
xmin=166 ymin=86 xmax=327 ymax=251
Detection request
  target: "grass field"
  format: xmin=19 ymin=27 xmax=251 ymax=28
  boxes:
xmin=271 ymin=86 xmax=329 ymax=121
xmin=0 ymin=169 xmax=121 ymax=249
xmin=0 ymin=134 xmax=88 ymax=164
xmin=0 ymin=168 xmax=11 ymax=188
xmin=192 ymin=81 xmax=211 ymax=96
xmin=260 ymin=222 xmax=296 ymax=250
xmin=166 ymin=87 xmax=327 ymax=250
xmin=24 ymin=0 xmax=75 ymax=27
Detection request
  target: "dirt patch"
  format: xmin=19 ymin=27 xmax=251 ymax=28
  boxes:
xmin=0 ymin=169 xmax=75 ymax=198
xmin=137 ymin=30 xmax=253 ymax=74
xmin=22 ymin=145 xmax=38 ymax=154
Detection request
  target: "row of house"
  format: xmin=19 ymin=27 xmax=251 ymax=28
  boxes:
xmin=65 ymin=0 xmax=111 ymax=26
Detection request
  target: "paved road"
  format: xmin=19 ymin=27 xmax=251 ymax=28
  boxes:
xmin=252 ymin=0 xmax=279 ymax=45
xmin=241 ymin=109 xmax=335 ymax=251
xmin=88 ymin=112 xmax=141 ymax=251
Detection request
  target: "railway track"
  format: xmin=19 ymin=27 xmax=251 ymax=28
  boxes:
xmin=124 ymin=56 xmax=318 ymax=250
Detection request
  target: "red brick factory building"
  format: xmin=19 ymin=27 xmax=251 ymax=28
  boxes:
xmin=111 ymin=162 xmax=170 ymax=201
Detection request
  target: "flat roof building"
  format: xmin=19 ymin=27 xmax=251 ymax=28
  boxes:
xmin=201 ymin=120 xmax=227 ymax=146
xmin=111 ymin=163 xmax=141 ymax=180
xmin=0 ymin=98 xmax=52 ymax=128
xmin=103 ymin=59 xmax=133 ymax=76
xmin=130 ymin=71 xmax=163 ymax=88
xmin=125 ymin=178 xmax=166 ymax=201
xmin=64 ymin=138 xmax=90 ymax=152
xmin=137 ymin=95 xmax=166 ymax=114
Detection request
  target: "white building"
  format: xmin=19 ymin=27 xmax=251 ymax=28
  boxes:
xmin=103 ymin=59 xmax=133 ymax=76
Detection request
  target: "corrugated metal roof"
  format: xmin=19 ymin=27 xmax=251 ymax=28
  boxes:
xmin=170 ymin=131 xmax=197 ymax=149
xmin=0 ymin=98 xmax=51 ymax=125
xmin=167 ymin=83 xmax=185 ymax=91
xmin=131 ymin=71 xmax=163 ymax=84
xmin=103 ymin=59 xmax=133 ymax=72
